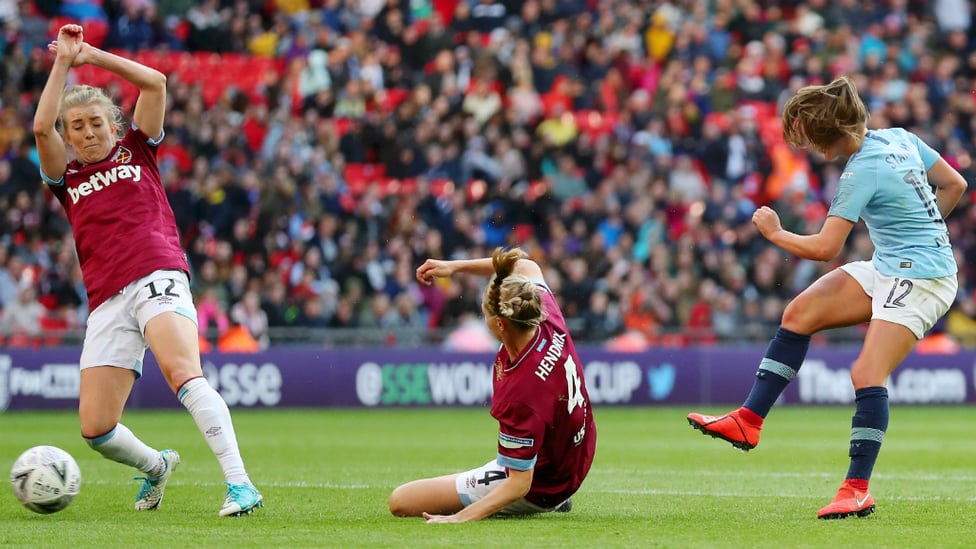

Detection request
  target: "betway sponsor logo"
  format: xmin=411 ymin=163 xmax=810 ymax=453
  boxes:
xmin=67 ymin=165 xmax=142 ymax=204
xmin=797 ymin=360 xmax=967 ymax=404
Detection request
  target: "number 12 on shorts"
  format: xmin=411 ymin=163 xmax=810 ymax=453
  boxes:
xmin=146 ymin=279 xmax=180 ymax=299
xmin=883 ymin=278 xmax=913 ymax=309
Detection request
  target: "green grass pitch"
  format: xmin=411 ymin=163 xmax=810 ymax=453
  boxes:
xmin=1 ymin=406 xmax=973 ymax=548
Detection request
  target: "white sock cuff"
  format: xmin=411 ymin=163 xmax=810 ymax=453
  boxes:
xmin=86 ymin=424 xmax=120 ymax=447
xmin=178 ymin=377 xmax=210 ymax=403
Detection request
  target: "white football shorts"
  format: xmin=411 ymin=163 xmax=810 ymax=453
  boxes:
xmin=80 ymin=269 xmax=197 ymax=376
xmin=455 ymin=459 xmax=559 ymax=515
xmin=840 ymin=260 xmax=957 ymax=339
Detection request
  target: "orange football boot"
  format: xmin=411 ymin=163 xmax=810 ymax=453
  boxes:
xmin=686 ymin=408 xmax=762 ymax=451
xmin=817 ymin=480 xmax=876 ymax=519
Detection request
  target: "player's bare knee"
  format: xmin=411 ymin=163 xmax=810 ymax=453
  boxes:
xmin=780 ymin=301 xmax=815 ymax=334
xmin=80 ymin=421 xmax=116 ymax=442
xmin=388 ymin=487 xmax=421 ymax=517
xmin=388 ymin=489 xmax=408 ymax=516
xmin=158 ymin=359 xmax=202 ymax=393
xmin=849 ymin=362 xmax=882 ymax=389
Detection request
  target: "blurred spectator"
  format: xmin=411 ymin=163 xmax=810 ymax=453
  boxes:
xmin=105 ymin=2 xmax=160 ymax=51
xmin=0 ymin=247 xmax=24 ymax=308
xmin=217 ymin=322 xmax=262 ymax=353
xmin=230 ymin=290 xmax=270 ymax=350
xmin=0 ymin=285 xmax=45 ymax=337
xmin=299 ymin=49 xmax=332 ymax=101
xmin=946 ymin=298 xmax=976 ymax=347
xmin=580 ymin=289 xmax=624 ymax=343
xmin=186 ymin=0 xmax=226 ymax=52
xmin=197 ymin=286 xmax=231 ymax=339
xmin=441 ymin=311 xmax=496 ymax=352
xmin=462 ymin=78 xmax=502 ymax=127
xmin=261 ymin=279 xmax=294 ymax=328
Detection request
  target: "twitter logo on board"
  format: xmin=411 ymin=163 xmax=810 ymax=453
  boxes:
xmin=647 ymin=364 xmax=676 ymax=400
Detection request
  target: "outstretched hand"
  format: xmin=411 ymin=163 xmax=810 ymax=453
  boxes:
xmin=48 ymin=24 xmax=92 ymax=67
xmin=415 ymin=259 xmax=453 ymax=285
xmin=751 ymin=206 xmax=783 ymax=240
xmin=422 ymin=512 xmax=464 ymax=523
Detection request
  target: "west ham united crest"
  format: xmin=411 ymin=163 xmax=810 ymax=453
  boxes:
xmin=112 ymin=146 xmax=132 ymax=164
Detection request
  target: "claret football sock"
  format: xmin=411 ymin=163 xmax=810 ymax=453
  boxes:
xmin=742 ymin=327 xmax=810 ymax=418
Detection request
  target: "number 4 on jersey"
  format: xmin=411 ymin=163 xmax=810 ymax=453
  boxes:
xmin=563 ymin=356 xmax=586 ymax=413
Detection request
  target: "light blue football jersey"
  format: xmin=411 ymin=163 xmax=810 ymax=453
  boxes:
xmin=827 ymin=128 xmax=956 ymax=278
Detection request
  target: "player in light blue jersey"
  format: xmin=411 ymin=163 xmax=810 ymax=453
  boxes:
xmin=687 ymin=76 xmax=968 ymax=519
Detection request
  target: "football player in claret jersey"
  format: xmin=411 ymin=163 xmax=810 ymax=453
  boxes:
xmin=33 ymin=24 xmax=263 ymax=516
xmin=389 ymin=247 xmax=596 ymax=522
xmin=687 ymin=76 xmax=967 ymax=519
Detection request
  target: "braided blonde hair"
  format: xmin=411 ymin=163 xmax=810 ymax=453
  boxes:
xmin=483 ymin=247 xmax=543 ymax=330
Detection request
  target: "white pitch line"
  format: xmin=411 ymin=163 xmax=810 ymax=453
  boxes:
xmin=595 ymin=488 xmax=976 ymax=502
xmin=81 ymin=480 xmax=976 ymax=502
xmin=591 ymin=469 xmax=976 ymax=482
xmin=85 ymin=479 xmax=372 ymax=489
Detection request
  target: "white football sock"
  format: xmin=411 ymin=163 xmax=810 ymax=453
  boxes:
xmin=178 ymin=377 xmax=251 ymax=485
xmin=86 ymin=423 xmax=165 ymax=476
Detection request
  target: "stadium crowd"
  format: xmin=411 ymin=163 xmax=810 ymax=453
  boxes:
xmin=0 ymin=0 xmax=974 ymax=350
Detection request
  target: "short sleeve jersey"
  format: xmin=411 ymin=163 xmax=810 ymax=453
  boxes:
xmin=489 ymin=281 xmax=597 ymax=508
xmin=828 ymin=128 xmax=956 ymax=278
xmin=45 ymin=127 xmax=189 ymax=310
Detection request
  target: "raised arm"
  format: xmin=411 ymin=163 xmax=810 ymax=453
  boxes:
xmin=33 ymin=25 xmax=81 ymax=181
xmin=82 ymin=48 xmax=167 ymax=140
xmin=416 ymin=256 xmax=545 ymax=284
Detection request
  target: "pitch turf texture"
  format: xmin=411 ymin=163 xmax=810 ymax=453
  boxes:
xmin=2 ymin=407 xmax=972 ymax=548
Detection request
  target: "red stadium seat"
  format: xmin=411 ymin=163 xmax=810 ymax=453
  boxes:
xmin=574 ymin=110 xmax=616 ymax=136
xmin=39 ymin=316 xmax=67 ymax=347
xmin=47 ymin=16 xmax=78 ymax=39
xmin=333 ymin=117 xmax=353 ymax=137
xmin=4 ymin=333 xmax=36 ymax=349
xmin=159 ymin=50 xmax=186 ymax=74
xmin=343 ymin=163 xmax=386 ymax=195
xmin=379 ymin=89 xmax=411 ymax=112
xmin=82 ymin=20 xmax=109 ymax=48
xmin=380 ymin=177 xmax=407 ymax=197
xmin=192 ymin=51 xmax=221 ymax=69
xmin=430 ymin=178 xmax=453 ymax=197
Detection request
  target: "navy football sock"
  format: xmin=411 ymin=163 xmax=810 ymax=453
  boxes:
xmin=742 ymin=327 xmax=810 ymax=418
xmin=846 ymin=386 xmax=889 ymax=482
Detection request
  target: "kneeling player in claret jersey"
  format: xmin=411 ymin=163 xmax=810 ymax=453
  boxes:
xmin=389 ymin=248 xmax=597 ymax=522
